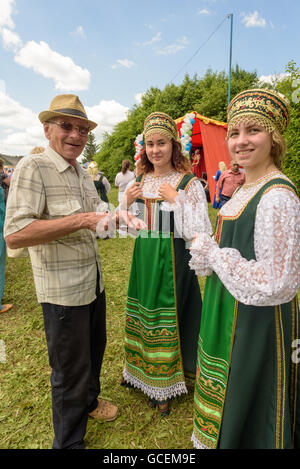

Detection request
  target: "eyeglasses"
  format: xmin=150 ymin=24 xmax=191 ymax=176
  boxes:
xmin=47 ymin=120 xmax=90 ymax=136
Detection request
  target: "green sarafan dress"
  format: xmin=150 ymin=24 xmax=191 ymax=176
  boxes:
xmin=191 ymin=174 xmax=300 ymax=449
xmin=122 ymin=171 xmax=210 ymax=402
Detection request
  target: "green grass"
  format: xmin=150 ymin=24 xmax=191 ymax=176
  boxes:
xmin=0 ymin=188 xmax=295 ymax=449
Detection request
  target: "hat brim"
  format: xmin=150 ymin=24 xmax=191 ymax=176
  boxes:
xmin=38 ymin=110 xmax=98 ymax=131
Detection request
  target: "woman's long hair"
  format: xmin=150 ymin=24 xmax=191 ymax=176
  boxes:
xmin=219 ymin=161 xmax=227 ymax=173
xmin=121 ymin=159 xmax=131 ymax=174
xmin=270 ymin=129 xmax=286 ymax=170
xmin=140 ymin=140 xmax=192 ymax=174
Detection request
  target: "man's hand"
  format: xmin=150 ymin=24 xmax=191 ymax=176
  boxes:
xmin=83 ymin=212 xmax=111 ymax=232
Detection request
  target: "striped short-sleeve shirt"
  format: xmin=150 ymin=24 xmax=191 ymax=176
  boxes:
xmin=4 ymin=146 xmax=105 ymax=306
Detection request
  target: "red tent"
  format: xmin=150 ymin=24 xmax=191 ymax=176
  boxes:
xmin=175 ymin=112 xmax=231 ymax=203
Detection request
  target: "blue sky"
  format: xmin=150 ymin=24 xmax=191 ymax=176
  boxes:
xmin=0 ymin=0 xmax=299 ymax=155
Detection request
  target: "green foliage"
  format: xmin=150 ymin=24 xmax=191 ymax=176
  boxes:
xmin=276 ymin=60 xmax=300 ymax=193
xmin=95 ymin=62 xmax=299 ymax=192
xmin=82 ymin=132 xmax=100 ymax=164
xmin=95 ymin=67 xmax=259 ymax=182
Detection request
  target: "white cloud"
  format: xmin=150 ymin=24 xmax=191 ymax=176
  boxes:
xmin=0 ymin=0 xmax=16 ymax=29
xmin=197 ymin=9 xmax=210 ymax=15
xmin=85 ymin=100 xmax=129 ymax=142
xmin=241 ymin=11 xmax=266 ymax=28
xmin=0 ymin=91 xmax=37 ymax=130
xmin=156 ymin=36 xmax=189 ymax=55
xmin=70 ymin=25 xmax=86 ymax=39
xmin=14 ymin=40 xmax=91 ymax=91
xmin=136 ymin=32 xmax=162 ymax=47
xmin=111 ymin=59 xmax=135 ymax=70
xmin=0 ymin=79 xmax=6 ymax=94
xmin=0 ymin=92 xmax=129 ymax=154
xmin=0 ymin=2 xmax=91 ymax=92
xmin=0 ymin=27 xmax=22 ymax=51
xmin=0 ymin=90 xmax=47 ymax=155
xmin=135 ymin=93 xmax=144 ymax=104
xmin=259 ymin=73 xmax=288 ymax=85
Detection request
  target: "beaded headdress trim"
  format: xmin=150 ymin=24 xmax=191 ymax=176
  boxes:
xmin=144 ymin=112 xmax=179 ymax=141
xmin=227 ymin=88 xmax=290 ymax=135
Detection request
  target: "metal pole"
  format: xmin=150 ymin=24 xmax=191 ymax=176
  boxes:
xmin=227 ymin=14 xmax=233 ymax=106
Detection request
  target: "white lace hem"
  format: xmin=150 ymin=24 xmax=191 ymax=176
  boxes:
xmin=191 ymin=432 xmax=210 ymax=449
xmin=122 ymin=367 xmax=188 ymax=401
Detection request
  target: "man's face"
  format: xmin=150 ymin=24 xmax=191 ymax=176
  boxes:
xmin=231 ymin=161 xmax=239 ymax=173
xmin=43 ymin=116 xmax=89 ymax=162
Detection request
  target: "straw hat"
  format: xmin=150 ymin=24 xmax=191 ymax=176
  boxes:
xmin=38 ymin=94 xmax=97 ymax=130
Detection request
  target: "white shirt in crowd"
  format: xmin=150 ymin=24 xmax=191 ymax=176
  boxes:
xmin=115 ymin=170 xmax=135 ymax=202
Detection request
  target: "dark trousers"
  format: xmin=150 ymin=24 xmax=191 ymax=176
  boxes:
xmin=220 ymin=194 xmax=231 ymax=208
xmin=42 ymin=288 xmax=106 ymax=449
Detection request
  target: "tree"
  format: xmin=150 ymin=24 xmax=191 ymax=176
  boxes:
xmin=275 ymin=60 xmax=300 ymax=193
xmin=81 ymin=132 xmax=100 ymax=164
xmin=94 ymin=67 xmax=259 ymax=182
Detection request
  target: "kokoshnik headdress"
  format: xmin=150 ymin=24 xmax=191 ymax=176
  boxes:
xmin=144 ymin=112 xmax=179 ymax=141
xmin=227 ymin=88 xmax=290 ymax=135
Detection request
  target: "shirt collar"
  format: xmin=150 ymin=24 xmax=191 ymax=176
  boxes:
xmin=45 ymin=146 xmax=83 ymax=175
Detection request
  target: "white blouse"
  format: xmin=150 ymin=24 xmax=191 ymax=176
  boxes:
xmin=189 ymin=171 xmax=300 ymax=306
xmin=124 ymin=170 xmax=212 ymax=243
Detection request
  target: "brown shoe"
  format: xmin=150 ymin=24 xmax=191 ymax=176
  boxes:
xmin=88 ymin=398 xmax=118 ymax=422
xmin=0 ymin=304 xmax=13 ymax=314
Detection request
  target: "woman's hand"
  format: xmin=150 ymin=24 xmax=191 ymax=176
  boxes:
xmin=158 ymin=183 xmax=178 ymax=204
xmin=122 ymin=182 xmax=143 ymax=208
xmin=116 ymin=210 xmax=147 ymax=232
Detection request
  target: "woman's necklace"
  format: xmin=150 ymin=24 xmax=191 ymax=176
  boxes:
xmin=151 ymin=168 xmax=175 ymax=178
xmin=243 ymin=170 xmax=282 ymax=188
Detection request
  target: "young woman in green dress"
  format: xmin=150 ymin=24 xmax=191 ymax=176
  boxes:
xmin=189 ymin=89 xmax=300 ymax=449
xmin=120 ymin=112 xmax=212 ymax=416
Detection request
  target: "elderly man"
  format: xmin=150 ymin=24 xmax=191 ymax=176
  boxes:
xmin=215 ymin=160 xmax=245 ymax=208
xmin=4 ymin=94 xmax=140 ymax=449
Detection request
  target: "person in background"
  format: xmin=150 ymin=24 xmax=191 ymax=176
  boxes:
xmin=30 ymin=146 xmax=45 ymax=155
xmin=120 ymin=112 xmax=211 ymax=417
xmin=115 ymin=159 xmax=135 ymax=203
xmin=0 ymin=159 xmax=11 ymax=204
xmin=191 ymin=147 xmax=202 ymax=179
xmin=88 ymin=161 xmax=110 ymax=209
xmin=201 ymin=172 xmax=210 ymax=203
xmin=215 ymin=159 xmax=245 ymax=208
xmin=189 ymin=88 xmax=300 ymax=449
xmin=212 ymin=161 xmax=227 ymax=209
xmin=0 ymin=185 xmax=12 ymax=315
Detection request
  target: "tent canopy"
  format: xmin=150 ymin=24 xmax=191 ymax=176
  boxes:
xmin=175 ymin=112 xmax=231 ymax=203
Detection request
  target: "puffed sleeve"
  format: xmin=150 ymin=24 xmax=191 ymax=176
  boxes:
xmin=189 ymin=188 xmax=300 ymax=306
xmin=161 ymin=178 xmax=212 ymax=246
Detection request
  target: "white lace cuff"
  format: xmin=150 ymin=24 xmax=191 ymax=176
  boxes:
xmin=160 ymin=190 xmax=185 ymax=212
xmin=189 ymin=232 xmax=218 ymax=277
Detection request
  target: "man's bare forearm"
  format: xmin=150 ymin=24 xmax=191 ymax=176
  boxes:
xmin=5 ymin=212 xmax=108 ymax=249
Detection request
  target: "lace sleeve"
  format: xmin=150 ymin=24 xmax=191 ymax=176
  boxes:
xmin=161 ymin=179 xmax=212 ymax=245
xmin=117 ymin=179 xmax=140 ymax=215
xmin=190 ymin=188 xmax=300 ymax=306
